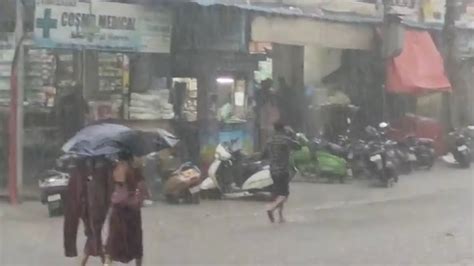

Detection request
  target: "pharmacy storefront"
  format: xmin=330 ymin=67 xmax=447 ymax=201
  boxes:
xmin=32 ymin=0 xmax=173 ymax=123
xmin=18 ymin=0 xmax=173 ymax=184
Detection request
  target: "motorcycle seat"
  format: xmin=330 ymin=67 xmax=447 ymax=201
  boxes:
xmin=418 ymin=138 xmax=434 ymax=144
xmin=241 ymin=160 xmax=265 ymax=172
xmin=327 ymin=143 xmax=346 ymax=157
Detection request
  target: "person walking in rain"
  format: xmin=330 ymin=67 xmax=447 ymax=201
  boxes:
xmin=102 ymin=151 xmax=149 ymax=266
xmin=264 ymin=121 xmax=300 ymax=223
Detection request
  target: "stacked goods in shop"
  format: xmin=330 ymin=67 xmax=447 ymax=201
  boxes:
xmin=129 ymin=89 xmax=174 ymax=120
xmin=89 ymin=95 xmax=123 ymax=120
xmin=25 ymin=49 xmax=56 ymax=107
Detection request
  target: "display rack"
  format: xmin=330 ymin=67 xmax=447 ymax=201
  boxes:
xmin=0 ymin=35 xmax=14 ymax=107
xmin=25 ymin=48 xmax=56 ymax=108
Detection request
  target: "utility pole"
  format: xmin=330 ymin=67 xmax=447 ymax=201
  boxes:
xmin=443 ymin=0 xmax=461 ymax=128
xmin=8 ymin=0 xmax=25 ymax=204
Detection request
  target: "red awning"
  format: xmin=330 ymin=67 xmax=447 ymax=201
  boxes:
xmin=386 ymin=30 xmax=452 ymax=94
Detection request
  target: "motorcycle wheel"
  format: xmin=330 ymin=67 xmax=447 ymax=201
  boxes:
xmin=165 ymin=195 xmax=179 ymax=204
xmin=183 ymin=191 xmax=196 ymax=204
xmin=425 ymin=156 xmax=435 ymax=170
xmin=383 ymin=168 xmax=398 ymax=188
xmin=339 ymin=175 xmax=345 ymax=184
xmin=200 ymin=189 xmax=222 ymax=200
xmin=47 ymin=200 xmax=64 ymax=217
xmin=384 ymin=177 xmax=395 ymax=188
xmin=402 ymin=162 xmax=413 ymax=175
xmin=191 ymin=193 xmax=200 ymax=204
xmin=459 ymin=157 xmax=471 ymax=168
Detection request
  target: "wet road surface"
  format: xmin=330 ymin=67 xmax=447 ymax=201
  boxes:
xmin=1 ymin=164 xmax=472 ymax=265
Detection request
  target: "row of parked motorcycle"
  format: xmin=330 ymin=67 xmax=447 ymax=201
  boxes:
xmin=168 ymin=122 xmax=474 ymax=203
xmin=198 ymin=122 xmax=474 ymax=199
xmin=38 ymin=123 xmax=474 ymax=216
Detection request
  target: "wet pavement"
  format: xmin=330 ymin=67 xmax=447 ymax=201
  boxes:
xmin=0 ymin=164 xmax=473 ymax=265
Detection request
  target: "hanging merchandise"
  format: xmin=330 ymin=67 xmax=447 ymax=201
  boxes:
xmin=0 ymin=33 xmax=14 ymax=106
xmin=87 ymin=53 xmax=128 ymax=121
xmin=25 ymin=48 xmax=57 ymax=108
xmin=98 ymin=53 xmax=124 ymax=92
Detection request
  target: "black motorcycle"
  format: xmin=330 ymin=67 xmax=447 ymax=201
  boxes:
xmin=402 ymin=136 xmax=436 ymax=170
xmin=364 ymin=126 xmax=399 ymax=187
xmin=38 ymin=154 xmax=75 ymax=217
xmin=344 ymin=139 xmax=369 ymax=178
xmin=444 ymin=130 xmax=471 ymax=168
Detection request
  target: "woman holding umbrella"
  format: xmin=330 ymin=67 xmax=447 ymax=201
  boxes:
xmin=62 ymin=123 xmax=179 ymax=266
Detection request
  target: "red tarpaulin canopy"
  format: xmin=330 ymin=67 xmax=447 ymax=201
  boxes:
xmin=386 ymin=30 xmax=452 ymax=94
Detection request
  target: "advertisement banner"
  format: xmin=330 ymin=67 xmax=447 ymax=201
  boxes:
xmin=34 ymin=0 xmax=172 ymax=53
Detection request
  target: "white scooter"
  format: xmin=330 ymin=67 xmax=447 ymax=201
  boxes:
xmin=200 ymin=143 xmax=273 ymax=199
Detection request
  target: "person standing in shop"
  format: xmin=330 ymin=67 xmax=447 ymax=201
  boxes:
xmin=56 ymin=83 xmax=89 ymax=141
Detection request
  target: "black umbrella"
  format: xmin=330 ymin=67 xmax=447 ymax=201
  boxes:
xmin=62 ymin=123 xmax=179 ymax=157
xmin=108 ymin=128 xmax=180 ymax=157
xmin=62 ymin=123 xmax=133 ymax=156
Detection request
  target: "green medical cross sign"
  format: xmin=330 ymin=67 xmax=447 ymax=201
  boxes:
xmin=36 ymin=8 xmax=58 ymax=38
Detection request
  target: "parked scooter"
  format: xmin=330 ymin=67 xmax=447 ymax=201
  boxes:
xmin=345 ymin=139 xmax=371 ymax=178
xmin=401 ymin=135 xmax=436 ymax=170
xmin=291 ymin=133 xmax=348 ymax=183
xmin=364 ymin=126 xmax=399 ymax=188
xmin=200 ymin=142 xmax=274 ymax=199
xmin=443 ymin=128 xmax=472 ymax=168
xmin=162 ymin=162 xmax=202 ymax=204
xmin=38 ymin=154 xmax=75 ymax=217
xmin=461 ymin=125 xmax=474 ymax=162
xmin=377 ymin=122 xmax=415 ymax=175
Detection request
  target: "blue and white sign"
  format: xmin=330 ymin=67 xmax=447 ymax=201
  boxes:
xmin=34 ymin=0 xmax=172 ymax=53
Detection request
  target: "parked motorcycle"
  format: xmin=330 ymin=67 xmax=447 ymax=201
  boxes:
xmin=462 ymin=125 xmax=474 ymax=162
xmin=344 ymin=139 xmax=371 ymax=178
xmin=401 ymin=135 xmax=436 ymax=170
xmin=364 ymin=126 xmax=399 ymax=188
xmin=162 ymin=162 xmax=202 ymax=204
xmin=291 ymin=133 xmax=348 ymax=183
xmin=377 ymin=122 xmax=415 ymax=175
xmin=443 ymin=128 xmax=472 ymax=168
xmin=200 ymin=142 xmax=274 ymax=199
xmin=38 ymin=154 xmax=74 ymax=217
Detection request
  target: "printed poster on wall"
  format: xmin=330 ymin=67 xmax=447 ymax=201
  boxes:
xmin=34 ymin=0 xmax=172 ymax=53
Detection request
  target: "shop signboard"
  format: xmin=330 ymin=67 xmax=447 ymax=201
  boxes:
xmin=420 ymin=0 xmax=445 ymax=24
xmin=174 ymin=7 xmax=248 ymax=52
xmin=34 ymin=0 xmax=172 ymax=53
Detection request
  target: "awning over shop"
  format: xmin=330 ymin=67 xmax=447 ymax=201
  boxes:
xmin=386 ymin=30 xmax=451 ymax=94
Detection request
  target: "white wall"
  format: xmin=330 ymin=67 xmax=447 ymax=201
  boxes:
xmin=304 ymin=45 xmax=342 ymax=88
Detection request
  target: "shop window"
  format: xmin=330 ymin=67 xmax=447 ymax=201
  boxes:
xmin=214 ymin=77 xmax=247 ymax=123
xmin=84 ymin=52 xmax=127 ymax=121
xmin=172 ymin=78 xmax=197 ymax=122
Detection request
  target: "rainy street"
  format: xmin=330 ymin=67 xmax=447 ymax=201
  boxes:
xmin=1 ymin=164 xmax=472 ymax=266
xmin=3 ymin=0 xmax=474 ymax=265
